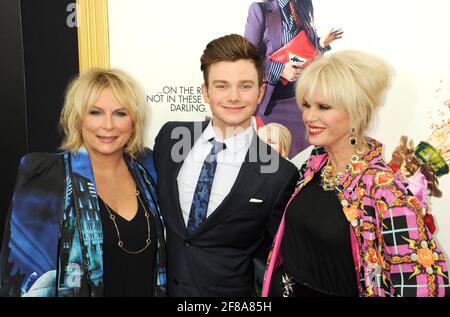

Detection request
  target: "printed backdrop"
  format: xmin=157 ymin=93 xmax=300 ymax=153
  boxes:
xmin=108 ymin=0 xmax=450 ymax=257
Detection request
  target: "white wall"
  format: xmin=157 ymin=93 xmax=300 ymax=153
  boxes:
xmin=108 ymin=0 xmax=450 ymax=257
xmin=108 ymin=0 xmax=256 ymax=146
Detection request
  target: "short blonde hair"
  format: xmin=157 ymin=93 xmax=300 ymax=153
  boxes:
xmin=258 ymin=123 xmax=293 ymax=158
xmin=296 ymin=50 xmax=393 ymax=146
xmin=60 ymin=68 xmax=147 ymax=158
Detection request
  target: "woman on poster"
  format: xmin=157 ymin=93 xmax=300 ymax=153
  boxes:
xmin=245 ymin=0 xmax=342 ymax=158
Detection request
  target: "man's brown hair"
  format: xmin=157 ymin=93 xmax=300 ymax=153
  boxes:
xmin=200 ymin=34 xmax=264 ymax=86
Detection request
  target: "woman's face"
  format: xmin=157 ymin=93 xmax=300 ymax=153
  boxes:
xmin=301 ymin=90 xmax=350 ymax=153
xmin=81 ymin=88 xmax=134 ymax=158
xmin=258 ymin=126 xmax=288 ymax=158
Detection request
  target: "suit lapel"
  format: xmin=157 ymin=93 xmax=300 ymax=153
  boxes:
xmin=170 ymin=159 xmax=186 ymax=232
xmin=171 ymin=121 xmax=208 ymax=232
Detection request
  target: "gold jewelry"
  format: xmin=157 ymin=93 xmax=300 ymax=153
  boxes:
xmin=319 ymin=155 xmax=360 ymax=191
xmin=281 ymin=273 xmax=295 ymax=297
xmin=103 ymin=189 xmax=152 ymax=255
xmin=355 ymin=146 xmax=365 ymax=156
xmin=349 ymin=128 xmax=358 ymax=147
xmin=320 ymin=160 xmax=344 ymax=191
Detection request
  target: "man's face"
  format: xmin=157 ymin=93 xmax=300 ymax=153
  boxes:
xmin=202 ymin=59 xmax=265 ymax=138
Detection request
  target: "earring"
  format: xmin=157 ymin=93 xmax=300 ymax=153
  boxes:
xmin=349 ymin=128 xmax=357 ymax=147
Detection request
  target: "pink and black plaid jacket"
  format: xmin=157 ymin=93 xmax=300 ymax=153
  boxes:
xmin=263 ymin=138 xmax=449 ymax=297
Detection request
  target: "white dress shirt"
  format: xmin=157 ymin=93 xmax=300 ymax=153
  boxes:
xmin=177 ymin=120 xmax=254 ymax=226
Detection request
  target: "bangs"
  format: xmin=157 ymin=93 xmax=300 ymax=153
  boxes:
xmin=296 ymin=59 xmax=360 ymax=112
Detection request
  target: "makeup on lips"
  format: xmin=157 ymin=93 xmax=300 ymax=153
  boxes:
xmin=97 ymin=136 xmax=118 ymax=143
xmin=308 ymin=125 xmax=326 ymax=136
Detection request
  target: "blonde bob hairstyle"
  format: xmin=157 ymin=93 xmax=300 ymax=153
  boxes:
xmin=258 ymin=123 xmax=292 ymax=158
xmin=296 ymin=49 xmax=393 ymax=147
xmin=60 ymin=68 xmax=147 ymax=158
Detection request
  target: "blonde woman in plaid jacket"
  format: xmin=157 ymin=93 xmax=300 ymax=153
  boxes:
xmin=262 ymin=50 xmax=449 ymax=297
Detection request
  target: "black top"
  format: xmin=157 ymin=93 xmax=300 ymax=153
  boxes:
xmin=281 ymin=166 xmax=359 ymax=296
xmin=99 ymin=192 xmax=157 ymax=297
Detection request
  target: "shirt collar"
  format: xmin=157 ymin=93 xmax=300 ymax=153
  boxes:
xmin=201 ymin=119 xmax=254 ymax=155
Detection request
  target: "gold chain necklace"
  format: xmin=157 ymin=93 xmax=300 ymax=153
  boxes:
xmin=320 ymin=160 xmax=344 ymax=191
xmin=320 ymin=155 xmax=360 ymax=191
xmin=103 ymin=190 xmax=152 ymax=255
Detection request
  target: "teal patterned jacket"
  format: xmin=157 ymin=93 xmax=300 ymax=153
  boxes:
xmin=0 ymin=148 xmax=166 ymax=296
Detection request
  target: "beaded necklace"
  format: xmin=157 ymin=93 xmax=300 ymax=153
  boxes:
xmin=319 ymin=154 xmax=361 ymax=191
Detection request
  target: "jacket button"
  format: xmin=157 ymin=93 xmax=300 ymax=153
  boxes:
xmin=184 ymin=239 xmax=191 ymax=247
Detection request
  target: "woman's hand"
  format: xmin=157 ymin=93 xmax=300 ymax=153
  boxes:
xmin=281 ymin=61 xmax=303 ymax=82
xmin=319 ymin=28 xmax=344 ymax=48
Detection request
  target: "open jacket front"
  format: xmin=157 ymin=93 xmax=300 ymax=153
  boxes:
xmin=0 ymin=148 xmax=166 ymax=297
xmin=263 ymin=138 xmax=449 ymax=297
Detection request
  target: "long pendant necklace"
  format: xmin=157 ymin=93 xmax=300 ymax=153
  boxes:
xmin=103 ymin=190 xmax=152 ymax=255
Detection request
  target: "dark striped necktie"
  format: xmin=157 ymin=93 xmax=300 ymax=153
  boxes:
xmin=187 ymin=138 xmax=226 ymax=234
